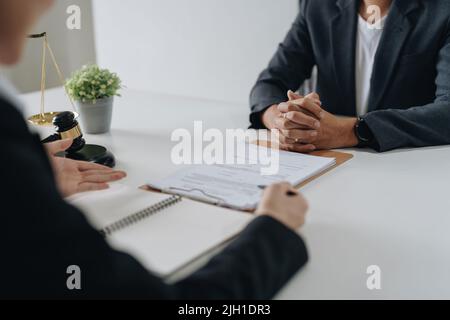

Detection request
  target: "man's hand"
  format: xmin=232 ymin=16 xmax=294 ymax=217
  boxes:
xmin=310 ymin=110 xmax=358 ymax=150
xmin=262 ymin=91 xmax=323 ymax=153
xmin=262 ymin=91 xmax=358 ymax=152
xmin=44 ymin=139 xmax=127 ymax=197
xmin=256 ymin=182 xmax=308 ymax=231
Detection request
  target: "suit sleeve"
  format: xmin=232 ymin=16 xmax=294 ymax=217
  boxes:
xmin=1 ymin=104 xmax=308 ymax=299
xmin=364 ymin=19 xmax=450 ymax=152
xmin=174 ymin=216 xmax=308 ymax=300
xmin=249 ymin=0 xmax=316 ymax=129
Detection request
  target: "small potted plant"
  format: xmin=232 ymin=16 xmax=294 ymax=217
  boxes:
xmin=65 ymin=64 xmax=121 ymax=134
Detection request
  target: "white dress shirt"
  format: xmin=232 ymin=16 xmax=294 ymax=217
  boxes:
xmin=355 ymin=14 xmax=388 ymax=116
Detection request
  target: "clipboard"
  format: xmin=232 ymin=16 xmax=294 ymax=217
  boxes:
xmin=142 ymin=143 xmax=353 ymax=211
xmin=296 ymin=149 xmax=353 ymax=188
xmin=255 ymin=140 xmax=353 ymax=189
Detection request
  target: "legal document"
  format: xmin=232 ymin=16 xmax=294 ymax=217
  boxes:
xmin=149 ymin=145 xmax=336 ymax=210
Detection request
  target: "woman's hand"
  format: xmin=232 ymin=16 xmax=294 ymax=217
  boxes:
xmin=44 ymin=139 xmax=127 ymax=197
xmin=256 ymin=182 xmax=308 ymax=231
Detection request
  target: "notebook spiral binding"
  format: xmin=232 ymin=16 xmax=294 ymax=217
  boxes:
xmin=99 ymin=195 xmax=182 ymax=237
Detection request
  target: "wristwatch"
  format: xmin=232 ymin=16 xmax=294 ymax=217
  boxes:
xmin=354 ymin=117 xmax=375 ymax=148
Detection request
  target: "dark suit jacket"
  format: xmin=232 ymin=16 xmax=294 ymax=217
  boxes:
xmin=250 ymin=0 xmax=450 ymax=152
xmin=0 ymin=97 xmax=308 ymax=299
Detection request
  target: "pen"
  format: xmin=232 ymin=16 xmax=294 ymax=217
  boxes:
xmin=258 ymin=185 xmax=298 ymax=197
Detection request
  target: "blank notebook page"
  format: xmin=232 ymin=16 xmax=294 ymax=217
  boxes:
xmin=68 ymin=184 xmax=253 ymax=276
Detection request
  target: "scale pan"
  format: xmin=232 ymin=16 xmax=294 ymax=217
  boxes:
xmin=28 ymin=111 xmax=79 ymax=126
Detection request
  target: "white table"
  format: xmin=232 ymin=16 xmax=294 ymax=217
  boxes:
xmin=21 ymin=88 xmax=450 ymax=299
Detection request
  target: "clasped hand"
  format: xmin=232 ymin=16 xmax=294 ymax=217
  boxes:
xmin=262 ymin=91 xmax=358 ymax=152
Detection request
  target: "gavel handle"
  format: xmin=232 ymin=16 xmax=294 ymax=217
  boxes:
xmin=41 ymin=134 xmax=61 ymax=144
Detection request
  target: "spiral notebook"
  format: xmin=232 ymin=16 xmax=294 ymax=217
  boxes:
xmin=68 ymin=184 xmax=253 ymax=276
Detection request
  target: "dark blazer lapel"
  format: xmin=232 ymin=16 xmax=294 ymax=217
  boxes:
xmin=368 ymin=0 xmax=421 ymax=111
xmin=330 ymin=0 xmax=359 ymax=116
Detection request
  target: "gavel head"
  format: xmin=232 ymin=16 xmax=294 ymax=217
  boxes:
xmin=53 ymin=111 xmax=86 ymax=153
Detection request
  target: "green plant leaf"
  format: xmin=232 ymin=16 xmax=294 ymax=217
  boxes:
xmin=65 ymin=64 xmax=122 ymax=103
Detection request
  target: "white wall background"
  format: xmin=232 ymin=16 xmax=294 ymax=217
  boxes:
xmin=93 ymin=0 xmax=298 ymax=104
xmin=3 ymin=0 xmax=299 ymax=103
xmin=2 ymin=0 xmax=96 ymax=93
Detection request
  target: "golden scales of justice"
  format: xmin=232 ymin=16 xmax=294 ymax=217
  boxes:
xmin=27 ymin=32 xmax=77 ymax=126
xmin=27 ymin=32 xmax=116 ymax=167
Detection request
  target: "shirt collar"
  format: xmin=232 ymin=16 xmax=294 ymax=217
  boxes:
xmin=358 ymin=13 xmax=389 ymax=31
